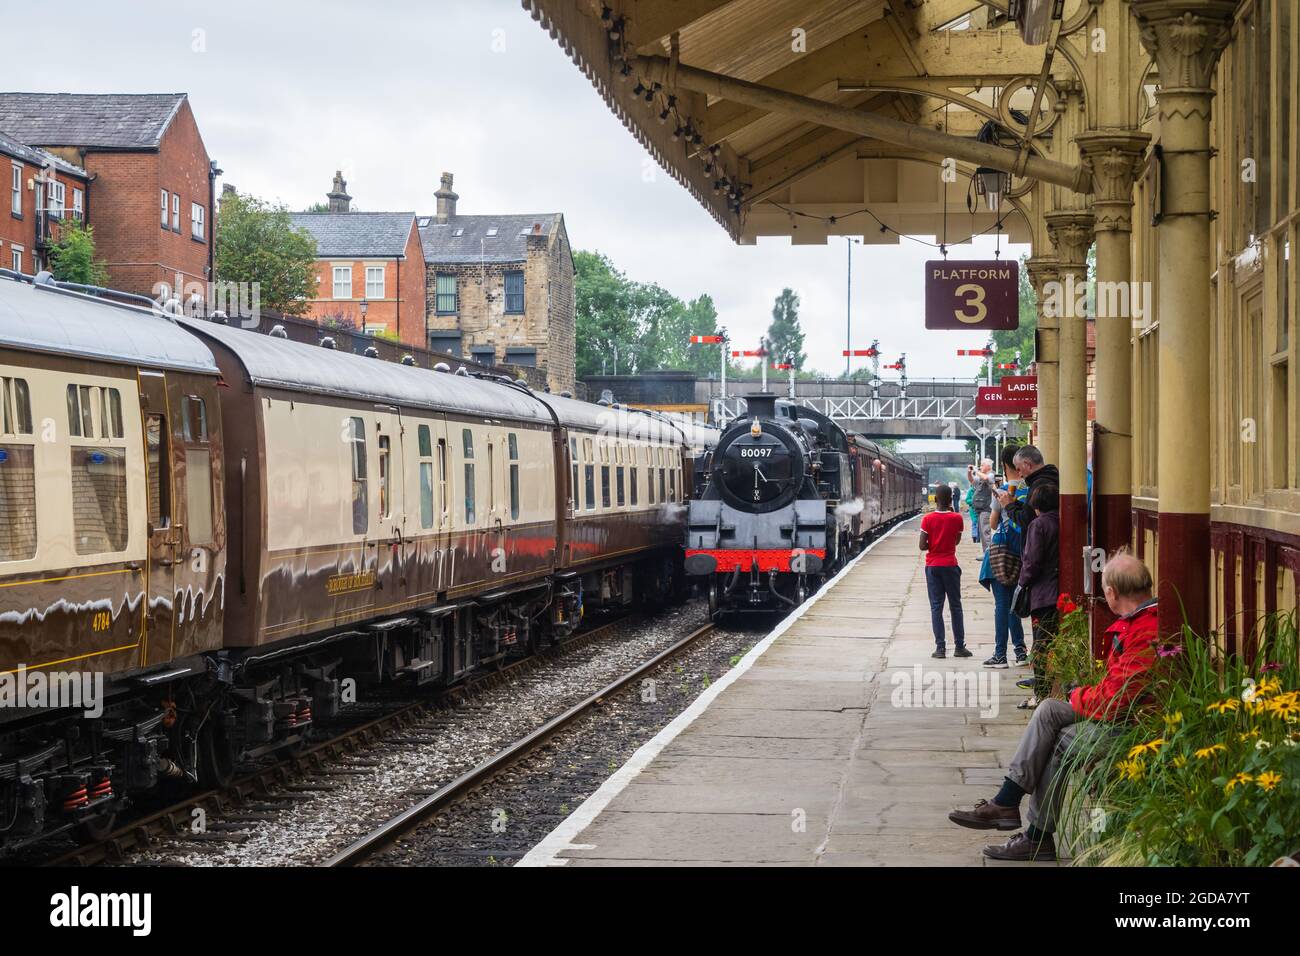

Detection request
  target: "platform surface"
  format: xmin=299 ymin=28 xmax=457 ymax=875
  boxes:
xmin=520 ymin=515 xmax=1054 ymax=867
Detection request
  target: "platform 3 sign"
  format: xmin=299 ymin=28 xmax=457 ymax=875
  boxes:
xmin=924 ymin=260 xmax=1019 ymax=330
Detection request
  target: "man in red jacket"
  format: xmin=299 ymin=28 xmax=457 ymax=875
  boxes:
xmin=945 ymin=551 xmax=1158 ymax=862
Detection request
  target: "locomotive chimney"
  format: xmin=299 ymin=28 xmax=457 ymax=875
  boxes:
xmin=744 ymin=393 xmax=778 ymax=418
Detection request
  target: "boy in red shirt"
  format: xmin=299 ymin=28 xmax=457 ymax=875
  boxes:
xmin=920 ymin=484 xmax=969 ymax=659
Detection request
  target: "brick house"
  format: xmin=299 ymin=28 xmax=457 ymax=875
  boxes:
xmin=0 ymin=93 xmax=216 ymax=299
xmin=0 ymin=129 xmax=89 ymax=275
xmin=420 ymin=173 xmax=576 ymax=394
xmin=289 ymin=173 xmax=426 ymax=350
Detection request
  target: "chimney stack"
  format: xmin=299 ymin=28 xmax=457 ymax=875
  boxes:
xmin=327 ymin=170 xmax=351 ymax=213
xmin=435 ymin=171 xmax=458 ymax=224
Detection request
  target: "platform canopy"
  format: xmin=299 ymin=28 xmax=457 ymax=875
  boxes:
xmin=524 ymin=0 xmax=1100 ymax=247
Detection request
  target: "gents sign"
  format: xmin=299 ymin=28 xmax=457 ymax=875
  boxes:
xmin=974 ymin=375 xmax=1038 ymax=416
xmin=924 ymin=260 xmax=1020 ymax=330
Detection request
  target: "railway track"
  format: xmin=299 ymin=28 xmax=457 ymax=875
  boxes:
xmin=35 ymin=613 xmax=641 ymax=868
xmin=324 ymin=621 xmax=716 ymax=867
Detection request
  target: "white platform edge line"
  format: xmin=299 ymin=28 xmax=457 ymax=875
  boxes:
xmin=515 ymin=514 xmax=920 ymax=867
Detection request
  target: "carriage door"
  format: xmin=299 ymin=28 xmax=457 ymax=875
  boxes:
xmin=137 ymin=371 xmax=178 ymax=666
xmin=372 ymin=408 xmax=406 ymax=594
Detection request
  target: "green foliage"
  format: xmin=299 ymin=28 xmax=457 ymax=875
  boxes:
xmin=766 ymin=288 xmax=806 ymax=368
xmin=47 ymin=220 xmax=108 ymax=287
xmin=215 ymin=190 xmax=318 ymax=316
xmin=574 ymin=250 xmax=733 ymax=377
xmin=1057 ymin=614 xmax=1300 ymax=866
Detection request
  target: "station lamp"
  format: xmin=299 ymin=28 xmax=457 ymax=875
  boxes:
xmin=1009 ymin=0 xmax=1065 ymax=45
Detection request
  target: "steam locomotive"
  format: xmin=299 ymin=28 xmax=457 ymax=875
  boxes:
xmin=684 ymin=394 xmax=922 ymax=616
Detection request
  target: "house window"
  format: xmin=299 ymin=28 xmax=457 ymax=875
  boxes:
xmin=10 ymin=164 xmax=20 ymax=217
xmin=504 ymin=270 xmax=524 ymax=313
xmin=435 ymin=273 xmax=457 ymax=314
xmin=10 ymin=247 xmax=21 ymax=272
xmin=365 ymin=265 xmax=384 ymax=299
xmin=160 ymin=189 xmax=169 ymax=228
xmin=171 ymin=193 xmax=180 ymax=231
xmin=332 ymin=265 xmax=352 ymax=300
xmin=471 ymin=346 xmax=495 ymax=366
xmin=48 ymin=180 xmax=65 ymax=219
xmin=72 ymin=188 xmax=82 ymax=221
xmin=191 ymin=202 xmax=205 ymax=240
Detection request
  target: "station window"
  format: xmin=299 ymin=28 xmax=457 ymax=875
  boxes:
xmin=418 ymin=424 xmax=435 ymax=530
xmin=349 ymin=417 xmax=368 ymax=534
xmin=601 ymin=465 xmax=611 ymax=508
xmin=508 ymin=433 xmax=520 ymax=520
xmin=463 ymin=427 xmax=476 ymax=524
xmin=616 ymin=466 xmax=625 ymax=507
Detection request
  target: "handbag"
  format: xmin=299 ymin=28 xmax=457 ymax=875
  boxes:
xmin=1011 ymin=582 xmax=1033 ymax=618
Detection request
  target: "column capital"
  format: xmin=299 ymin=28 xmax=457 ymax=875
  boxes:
xmin=1130 ymin=3 xmax=1235 ymax=91
xmin=1045 ymin=212 xmax=1096 ymax=270
xmin=1025 ymin=256 xmax=1060 ymax=292
xmin=1076 ymin=130 xmax=1152 ymax=234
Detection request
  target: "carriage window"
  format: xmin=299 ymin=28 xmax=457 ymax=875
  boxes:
xmin=378 ymin=435 xmax=391 ymax=519
xmin=463 ymin=428 xmax=476 ymax=524
xmin=0 ymin=445 xmax=37 ymax=560
xmin=72 ymin=447 xmax=128 ymax=553
xmin=185 ymin=448 xmax=213 ymax=545
xmin=508 ymin=433 xmax=520 ymax=520
xmin=669 ymin=469 xmax=677 ymax=502
xmin=659 ymin=468 xmax=666 ymax=502
xmin=181 ymin=395 xmax=206 ymax=442
xmin=146 ymin=415 xmax=170 ymax=529
xmin=349 ymin=417 xmax=368 ymax=534
xmin=437 ymin=437 xmax=448 ymax=520
xmin=104 ymin=388 xmax=124 ymax=439
xmin=630 ymin=467 xmax=638 ymax=506
xmin=616 ymin=466 xmax=625 ymax=507
xmin=418 ymin=425 xmax=435 ymax=530
xmin=601 ymin=466 xmax=611 ymax=508
xmin=584 ymin=464 xmax=595 ymax=511
xmin=648 ymin=463 xmax=655 ymax=504
xmin=66 ymin=384 xmax=123 ymax=439
xmin=487 ymin=440 xmax=496 ymax=513
xmin=1 ymin=377 xmax=33 ymax=435
xmin=67 ymin=384 xmax=93 ymax=438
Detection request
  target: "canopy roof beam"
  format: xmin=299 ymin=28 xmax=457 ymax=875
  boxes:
xmin=635 ymin=55 xmax=1091 ymax=193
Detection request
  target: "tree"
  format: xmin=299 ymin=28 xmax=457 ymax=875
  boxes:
xmin=47 ymin=220 xmax=108 ymax=286
xmin=978 ymin=253 xmax=1038 ymax=380
xmin=216 ymin=190 xmax=318 ymax=316
xmin=574 ymin=250 xmax=642 ymax=377
xmin=767 ymin=288 xmax=806 ymax=369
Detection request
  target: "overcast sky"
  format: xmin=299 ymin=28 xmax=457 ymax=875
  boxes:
xmin=14 ymin=0 xmax=1028 ymax=388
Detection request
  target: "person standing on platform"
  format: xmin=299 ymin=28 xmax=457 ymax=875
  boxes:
xmin=968 ymin=458 xmax=996 ymax=552
xmin=920 ymin=484 xmax=970 ymax=660
xmin=1015 ymin=483 xmax=1060 ymax=710
xmin=994 ymin=445 xmax=1058 ymax=541
xmin=979 ymin=445 xmax=1028 ymax=668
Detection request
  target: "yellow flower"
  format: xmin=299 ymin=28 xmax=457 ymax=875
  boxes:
xmin=1116 ymin=758 xmax=1145 ymax=780
xmin=1127 ymin=737 xmax=1166 ymax=758
xmin=1255 ymin=771 xmax=1282 ymax=792
xmin=1207 ymin=699 xmax=1239 ymax=715
xmin=1163 ymin=711 xmax=1183 ymax=731
xmin=1171 ymin=754 xmax=1188 ymax=768
xmin=1256 ymin=677 xmax=1282 ymax=697
xmin=1225 ymin=772 xmax=1254 ymax=793
xmin=1238 ymin=729 xmax=1260 ymax=741
xmin=1194 ymin=743 xmax=1227 ymax=759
